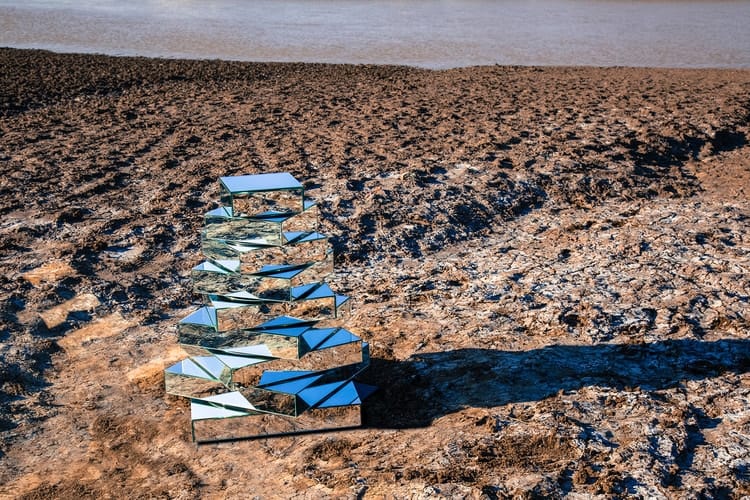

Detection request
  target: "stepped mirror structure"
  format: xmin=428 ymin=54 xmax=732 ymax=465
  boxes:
xmin=164 ymin=172 xmax=376 ymax=443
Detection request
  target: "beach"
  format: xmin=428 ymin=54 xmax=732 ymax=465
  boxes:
xmin=1 ymin=48 xmax=750 ymax=497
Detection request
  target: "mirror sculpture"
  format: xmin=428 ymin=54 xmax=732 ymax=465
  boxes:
xmin=165 ymin=172 xmax=376 ymax=443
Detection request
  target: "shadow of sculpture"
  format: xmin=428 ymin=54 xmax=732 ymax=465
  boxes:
xmin=360 ymin=338 xmax=750 ymax=429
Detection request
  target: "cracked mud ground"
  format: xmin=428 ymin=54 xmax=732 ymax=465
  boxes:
xmin=1 ymin=48 xmax=749 ymax=498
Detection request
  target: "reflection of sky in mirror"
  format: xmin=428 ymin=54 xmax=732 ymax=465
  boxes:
xmin=191 ymin=401 xmax=250 ymax=420
xmin=300 ymin=380 xmax=349 ymax=406
xmin=319 ymin=329 xmax=359 ymax=349
xmin=221 ymin=173 xmax=302 ymax=193
xmin=166 ymin=358 xmax=214 ymax=379
xmin=302 ymin=328 xmax=340 ymax=350
xmin=1 ymin=1 xmax=746 ymax=68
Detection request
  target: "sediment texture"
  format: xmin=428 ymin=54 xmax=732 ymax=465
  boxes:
xmin=1 ymin=48 xmax=749 ymax=498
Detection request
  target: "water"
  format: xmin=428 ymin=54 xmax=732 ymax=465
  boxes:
xmin=1 ymin=0 xmax=748 ymax=68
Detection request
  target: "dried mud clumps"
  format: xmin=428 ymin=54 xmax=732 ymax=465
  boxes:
xmin=1 ymin=48 xmax=749 ymax=497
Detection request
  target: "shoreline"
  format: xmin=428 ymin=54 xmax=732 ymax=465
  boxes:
xmin=4 ymin=45 xmax=750 ymax=71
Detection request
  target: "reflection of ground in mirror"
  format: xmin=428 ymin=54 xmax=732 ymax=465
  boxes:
xmin=192 ymin=404 xmax=363 ymax=443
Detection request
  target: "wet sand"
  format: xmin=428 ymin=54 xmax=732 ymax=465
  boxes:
xmin=1 ymin=48 xmax=750 ymax=497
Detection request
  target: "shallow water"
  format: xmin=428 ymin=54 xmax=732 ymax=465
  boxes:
xmin=1 ymin=0 xmax=749 ymax=68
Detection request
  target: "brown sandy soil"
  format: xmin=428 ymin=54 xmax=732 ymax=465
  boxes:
xmin=1 ymin=48 xmax=750 ymax=498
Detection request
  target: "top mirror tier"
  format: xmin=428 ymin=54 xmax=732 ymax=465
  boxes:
xmin=220 ymin=172 xmax=304 ymax=216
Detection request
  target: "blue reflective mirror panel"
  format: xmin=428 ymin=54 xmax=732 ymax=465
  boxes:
xmin=220 ymin=172 xmax=302 ymax=194
xmin=298 ymin=380 xmax=347 ymax=407
xmin=300 ymin=327 xmax=339 ymax=351
xmin=257 ymin=376 xmax=320 ymax=395
xmin=253 ymin=325 xmax=310 ymax=338
xmin=191 ymin=400 xmax=253 ymax=420
xmin=177 ymin=310 xmax=316 ymax=346
xmin=315 ymin=328 xmax=360 ymax=350
xmin=213 ymin=353 xmax=266 ymax=370
xmin=231 ymin=342 xmax=363 ymax=388
xmin=165 ymin=358 xmax=216 ymax=379
xmin=219 ymin=172 xmax=303 ymax=216
xmin=292 ymin=282 xmax=333 ymax=300
xmin=190 ymin=355 xmax=232 ymax=385
xmin=233 ymin=368 xmax=361 ymax=417
xmin=204 ymin=206 xmax=234 ymax=223
xmin=199 ymin=390 xmax=256 ymax=410
xmin=179 ymin=307 xmax=218 ymax=329
xmin=276 ymin=362 xmax=370 ymax=411
xmin=256 ymin=263 xmax=308 ymax=278
xmin=319 ymin=382 xmax=361 ymax=408
xmin=193 ymin=259 xmax=240 ymax=274
xmin=164 ymin=359 xmax=229 ymax=399
xmin=300 ymin=380 xmax=377 ymax=410
xmin=253 ymin=315 xmax=317 ymax=330
xmin=237 ymin=359 xmax=370 ymax=413
xmin=318 ymin=381 xmax=377 ymax=408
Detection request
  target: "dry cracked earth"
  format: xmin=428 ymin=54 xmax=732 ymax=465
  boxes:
xmin=0 ymin=48 xmax=750 ymax=498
